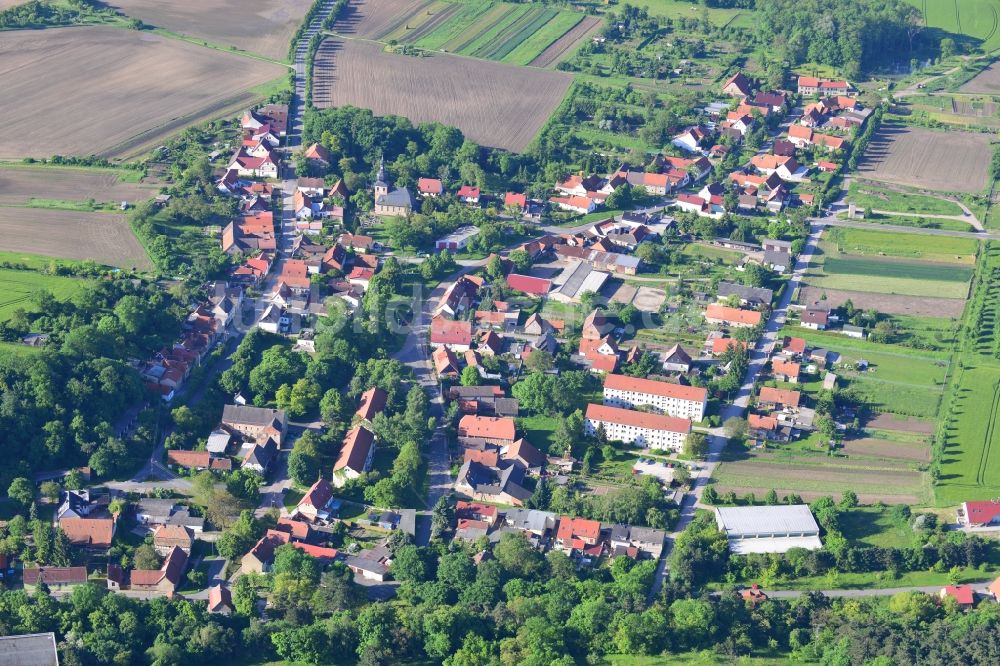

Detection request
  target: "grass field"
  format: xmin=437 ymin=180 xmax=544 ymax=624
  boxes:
xmin=842 ymin=212 xmax=975 ymax=233
xmin=823 ymin=256 xmax=973 ymax=283
xmin=839 ymin=506 xmax=919 ymax=548
xmin=905 ymin=0 xmax=1000 ymax=53
xmin=808 ymin=256 xmax=972 ymax=299
xmin=824 ymin=227 xmax=978 ymax=264
xmin=0 ymin=269 xmax=87 ymax=323
xmin=847 ymin=181 xmax=965 ymax=216
xmin=937 ymin=362 xmax=1000 ymax=503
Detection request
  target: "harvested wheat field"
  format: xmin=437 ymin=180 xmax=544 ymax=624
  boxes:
xmin=333 ymin=0 xmax=430 ymax=39
xmin=312 ymin=37 xmax=571 ymax=152
xmin=530 ymin=15 xmax=602 ymax=67
xmin=0 ymin=208 xmax=152 ymax=270
xmin=108 ymin=0 xmax=312 ymax=59
xmin=0 ymin=27 xmax=286 ymax=160
xmin=797 ymin=286 xmax=966 ymax=318
xmin=960 ymin=61 xmax=1000 ymax=94
xmin=0 ymin=167 xmax=158 ymax=205
xmin=856 ymin=123 xmax=992 ymax=193
xmin=866 ymin=413 xmax=936 ymax=435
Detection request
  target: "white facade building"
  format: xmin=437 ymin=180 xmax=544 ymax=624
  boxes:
xmin=584 ymin=403 xmax=691 ymax=451
xmin=602 ymin=373 xmax=707 ymax=421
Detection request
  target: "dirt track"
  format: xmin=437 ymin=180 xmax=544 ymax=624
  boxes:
xmin=0 ymin=207 xmax=152 ymax=270
xmin=109 ymin=0 xmax=312 ymax=59
xmin=312 ymin=37 xmax=572 ymax=152
xmin=0 ymin=27 xmax=285 ymax=159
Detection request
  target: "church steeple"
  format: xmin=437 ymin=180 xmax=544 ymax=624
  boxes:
xmin=373 ymin=154 xmax=388 ymax=202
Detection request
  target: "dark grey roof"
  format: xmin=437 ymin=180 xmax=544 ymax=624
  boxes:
xmin=136 ymin=498 xmax=177 ymax=518
xmin=0 ymin=633 xmax=59 ymax=666
xmin=717 ymin=281 xmax=773 ymax=305
xmin=377 ymin=187 xmax=415 ymax=208
xmin=222 ymin=404 xmax=286 ymax=428
xmin=764 ymin=249 xmax=791 ymax=268
xmin=503 ymin=509 xmax=555 ymax=532
xmin=450 ymin=386 xmax=506 ymax=399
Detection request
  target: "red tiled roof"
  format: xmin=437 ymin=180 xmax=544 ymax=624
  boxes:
xmin=275 ymin=518 xmax=312 ymax=541
xmin=504 ymin=438 xmax=545 ymax=468
xmin=941 ymin=585 xmax=974 ymax=605
xmin=772 ymin=360 xmax=800 ymax=378
xmin=604 ymin=373 xmax=707 ymax=403
xmin=464 ymin=448 xmax=500 ymax=467
xmin=458 ymin=415 xmax=516 ymax=441
xmin=964 ymin=501 xmax=1000 ymax=525
xmin=758 ymin=387 xmax=801 ymax=408
xmin=711 ymin=337 xmax=749 ymax=354
xmin=748 ymin=414 xmax=778 ymax=430
xmin=418 ymin=177 xmax=443 ymax=194
xmin=431 ymin=316 xmax=473 ymax=346
xmin=298 ymin=478 xmax=333 ymax=512
xmin=506 ymin=273 xmax=551 ymax=296
xmin=556 ymin=516 xmax=601 ymax=542
xmin=505 ymin=192 xmax=527 ymax=208
xmin=705 ymin=304 xmax=762 ymax=326
xmin=356 ymin=387 xmax=388 ymax=421
xmin=783 ymin=336 xmax=807 ymax=354
xmin=457 ymin=185 xmax=480 ymax=199
xmin=60 ymin=518 xmax=114 ymax=548
xmin=585 ymin=403 xmax=691 ymax=434
xmin=334 ymin=426 xmax=375 ymax=473
xmin=292 ymin=542 xmax=338 ymax=560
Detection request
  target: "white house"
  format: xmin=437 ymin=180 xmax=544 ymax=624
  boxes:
xmin=602 ymin=373 xmax=707 ymax=421
xmin=584 ymin=403 xmax=691 ymax=451
xmin=671 ymin=126 xmax=707 ymax=153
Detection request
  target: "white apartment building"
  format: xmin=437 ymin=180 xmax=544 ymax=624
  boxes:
xmin=585 ymin=404 xmax=691 ymax=451
xmin=602 ymin=374 xmax=707 ymax=422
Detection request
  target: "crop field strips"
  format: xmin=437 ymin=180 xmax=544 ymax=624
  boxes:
xmin=808 ymin=254 xmax=973 ymax=299
xmin=452 ymin=4 xmax=532 ymax=55
xmin=823 ymin=257 xmax=973 ymax=283
xmin=938 ymin=364 xmax=1000 ymax=502
xmin=384 ymin=2 xmax=460 ymax=43
xmin=824 ymin=227 xmax=978 ymax=265
xmin=471 ymin=7 xmax=559 ymax=60
xmin=505 ymin=11 xmax=583 ymax=65
xmin=411 ymin=2 xmax=495 ymax=49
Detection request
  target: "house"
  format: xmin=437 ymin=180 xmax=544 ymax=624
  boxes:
xmin=345 ymin=542 xmax=393 ymax=581
xmin=455 ymin=460 xmax=532 ymax=506
xmin=672 ymin=126 xmax=707 ymax=153
xmin=458 ymin=415 xmax=516 ymax=446
xmin=222 ymin=404 xmax=287 ymax=447
xmin=506 ymin=273 xmax=551 ymax=296
xmin=417 ymin=177 xmax=443 ymax=197
xmin=549 ymin=195 xmax=596 ymax=214
xmin=582 ymin=309 xmax=613 ymax=340
xmin=556 ymin=174 xmax=610 ymax=197
xmin=456 ymin=500 xmax=499 ymax=527
xmin=332 ymin=426 xmax=376 ymax=487
xmin=705 ymin=303 xmax=762 ymax=328
xmin=430 ymin=316 xmax=473 ymax=351
xmin=295 ymin=478 xmax=336 ymax=523
xmin=297 ymin=177 xmax=326 ymax=198
xmin=801 ymin=308 xmax=829 ymax=330
xmin=748 ymin=413 xmax=790 ymax=443
xmin=432 ymin=345 xmax=460 ymax=377
xmin=207 ymin=585 xmax=235 ymax=615
xmin=241 ymin=530 xmax=290 ymax=574
xmin=135 ymin=498 xmax=177 ymax=525
xmin=940 ymin=585 xmax=975 ymax=609
xmin=787 ymin=124 xmax=815 ymax=148
xmin=23 ymin=567 xmax=88 ymax=594
xmin=607 ymin=524 xmax=667 ymax=559
xmin=478 ymin=330 xmax=503 ymax=356
xmin=751 ymin=155 xmax=805 ymax=181
xmin=501 ymin=438 xmax=546 ymax=472
xmin=554 ymin=516 xmax=602 ymax=553
xmin=436 ymin=274 xmax=482 ymax=318
xmin=797 ymin=76 xmax=850 ymax=96
xmin=523 ymin=313 xmax=560 ymax=337
xmin=758 ymin=387 xmax=801 ymax=410
xmin=435 ymin=226 xmax=480 ymax=250
xmin=337 ymin=232 xmax=376 ymax=253
xmin=56 ymin=489 xmax=104 ymax=521
xmin=153 ymin=525 xmax=194 ymax=556
xmin=753 ymin=91 xmax=786 ymax=112
xmin=457 ymin=185 xmax=481 ymax=204
xmin=455 ymin=519 xmax=490 ymax=541
xmin=584 ymin=403 xmax=691 ymax=451
xmin=603 ymin=373 xmax=707 ymax=420
xmin=772 ymin=359 xmax=801 ymax=383
xmin=372 ymin=158 xmax=414 ymax=217
xmin=130 ymin=546 xmax=188 ymax=594
xmin=763 ymin=238 xmax=793 ymax=272
xmin=60 ymin=517 xmax=115 ymax=553
xmin=303 ymin=143 xmax=331 ymax=166
xmin=661 ymin=344 xmax=692 ymax=373
xmin=356 ymin=387 xmax=388 ymax=423
xmin=579 ymin=335 xmax=619 ymax=373
xmin=275 ymin=517 xmax=314 ymax=543
xmin=504 ymin=191 xmax=527 ymax=209
xmin=715 ymin=505 xmax=822 ymax=554
xmin=959 ymin=501 xmax=1000 ymax=527
xmin=783 ymin=336 xmax=807 ymax=356
xmin=722 ymin=71 xmax=752 ymax=97
xmin=717 ymin=282 xmax=773 ymax=307
xmin=242 ymin=438 xmax=278 ymax=474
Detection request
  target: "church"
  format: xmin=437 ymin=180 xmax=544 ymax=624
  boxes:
xmin=372 ymin=157 xmax=414 ymax=217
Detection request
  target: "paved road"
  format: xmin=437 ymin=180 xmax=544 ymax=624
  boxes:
xmin=391 ymin=262 xmax=487 ymax=509
xmin=647 ymin=223 xmax=825 ymax=601
xmin=750 ymin=581 xmax=995 ymax=599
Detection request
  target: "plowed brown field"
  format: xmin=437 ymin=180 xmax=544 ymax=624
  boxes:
xmin=109 ymin=0 xmax=313 ymax=59
xmin=0 ymin=167 xmax=158 ymax=205
xmin=0 ymin=27 xmax=286 ymax=160
xmin=0 ymin=207 xmax=152 ymax=271
xmin=311 ymin=37 xmax=571 ymax=152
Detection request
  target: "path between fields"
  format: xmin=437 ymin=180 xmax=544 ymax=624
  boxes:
xmin=714 ymin=581 xmax=995 ymax=599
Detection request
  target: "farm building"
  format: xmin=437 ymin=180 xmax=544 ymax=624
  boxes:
xmin=714 ymin=505 xmax=822 ymax=554
xmin=549 ymin=261 xmax=609 ymax=304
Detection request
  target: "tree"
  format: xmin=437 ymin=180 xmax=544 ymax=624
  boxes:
xmin=683 ymin=432 xmax=708 ymax=459
xmin=495 ymin=532 xmax=545 ymax=579
xmin=133 ymin=544 xmax=161 ymax=570
xmin=839 ymin=490 xmax=859 ymax=509
xmin=7 ymin=477 xmax=34 ymax=509
xmin=723 ymin=416 xmax=747 ymax=440
xmin=39 ymin=481 xmax=60 ymax=502
xmin=460 ymin=365 xmax=481 ymax=387
xmin=523 ymin=349 xmax=554 ymax=374
xmin=940 ymin=37 xmax=956 ymax=59
xmin=702 ymin=486 xmax=719 ymax=504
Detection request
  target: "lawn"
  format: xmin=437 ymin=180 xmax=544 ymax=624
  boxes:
xmin=518 ymin=414 xmax=561 ymax=454
xmin=838 ymin=506 xmax=918 ymax=548
xmin=681 ymin=243 xmax=746 ymax=266
xmin=606 ymin=654 xmax=790 ymax=666
xmin=823 ymin=227 xmax=979 ymax=265
xmin=842 ymin=211 xmax=975 ymax=233
xmin=761 ymin=566 xmax=998 ymax=592
xmin=847 ymin=181 xmax=965 ymax=216
xmin=890 ymin=314 xmax=961 ymax=352
xmin=937 ymin=362 xmax=1000 ymax=504
xmin=0 ymin=268 xmax=88 ymax=323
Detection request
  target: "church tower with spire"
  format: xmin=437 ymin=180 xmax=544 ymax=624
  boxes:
xmin=373 ymin=155 xmax=388 ymax=204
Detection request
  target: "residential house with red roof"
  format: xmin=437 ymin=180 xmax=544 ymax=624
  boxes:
xmin=458 ymin=415 xmax=517 ymax=446
xmin=304 ymin=143 xmax=331 ymax=166
xmin=430 ymin=316 xmax=473 ymax=351
xmin=722 ymin=71 xmax=752 ymax=97
xmin=602 ymin=373 xmax=707 ymax=421
xmin=417 ymin=177 xmax=443 ymax=197
xmin=208 ymin=585 xmax=235 ymax=615
xmin=771 ymin=359 xmax=801 ymax=383
xmin=939 ymin=585 xmax=975 ymax=609
xmin=959 ymin=501 xmax=1000 ymax=527
xmin=457 ymin=185 xmax=481 ymax=204
xmin=130 ymin=546 xmax=188 ymax=594
xmin=356 ymin=387 xmax=388 ymax=423
xmin=797 ymin=76 xmax=851 ymax=96
xmin=757 ymin=387 xmax=801 ymax=410
xmin=60 ymin=517 xmax=115 ymax=553
xmin=432 ymin=345 xmax=461 ymax=378
xmin=241 ymin=530 xmax=290 ymax=574
xmin=333 ymin=426 xmax=376 ymax=487
xmin=705 ymin=304 xmax=762 ymax=328
xmin=295 ymin=478 xmax=336 ymax=522
xmin=672 ymin=126 xmax=707 ymax=153
xmin=549 ymin=195 xmax=596 ymax=214
xmin=584 ymin=403 xmax=691 ymax=451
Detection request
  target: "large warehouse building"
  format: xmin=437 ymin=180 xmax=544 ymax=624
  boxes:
xmin=714 ymin=505 xmax=823 ymax=554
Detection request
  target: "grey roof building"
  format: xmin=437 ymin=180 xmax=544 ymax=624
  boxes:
xmin=0 ymin=633 xmax=59 ymax=666
xmin=503 ymin=509 xmax=557 ymax=535
xmin=714 ymin=505 xmax=822 ymax=554
xmin=717 ymin=281 xmax=773 ymax=306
